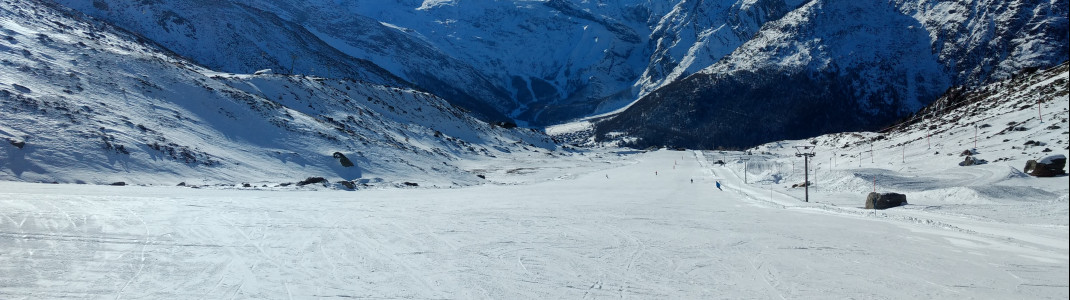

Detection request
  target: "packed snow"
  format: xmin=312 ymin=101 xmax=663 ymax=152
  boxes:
xmin=2 ymin=148 xmax=1066 ymax=298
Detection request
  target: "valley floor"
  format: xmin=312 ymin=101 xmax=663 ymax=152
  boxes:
xmin=1 ymin=150 xmax=1066 ymax=299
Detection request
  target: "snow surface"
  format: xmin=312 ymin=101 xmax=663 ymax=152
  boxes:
xmin=1 ymin=149 xmax=1066 ymax=298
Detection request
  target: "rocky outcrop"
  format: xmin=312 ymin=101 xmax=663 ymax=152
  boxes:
xmin=8 ymin=139 xmax=25 ymax=149
xmin=865 ymin=192 xmax=908 ymax=209
xmin=297 ymin=177 xmax=328 ymax=186
xmin=1024 ymin=155 xmax=1067 ymax=177
xmin=339 ymin=180 xmax=356 ymax=190
xmin=959 ymin=156 xmax=987 ymax=166
xmin=333 ymin=152 xmax=354 ymax=168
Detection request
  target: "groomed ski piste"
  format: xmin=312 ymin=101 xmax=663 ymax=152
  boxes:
xmin=2 ymin=141 xmax=1067 ymax=298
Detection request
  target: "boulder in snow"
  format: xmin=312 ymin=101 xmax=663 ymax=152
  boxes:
xmin=8 ymin=139 xmax=25 ymax=149
xmin=959 ymin=156 xmax=986 ymax=166
xmin=332 ymin=152 xmax=355 ymax=168
xmin=339 ymin=180 xmax=356 ymax=190
xmin=297 ymin=177 xmax=328 ymax=186
xmin=865 ymin=192 xmax=907 ymax=209
xmin=1024 ymin=155 xmax=1066 ymax=177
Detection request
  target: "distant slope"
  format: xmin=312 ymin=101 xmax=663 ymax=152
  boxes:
xmin=742 ymin=60 xmax=1068 ymax=223
xmin=596 ymin=0 xmax=1067 ymax=149
xmin=298 ymin=0 xmax=676 ymax=125
xmin=241 ymin=0 xmax=517 ymax=122
xmin=54 ymin=0 xmax=684 ymax=126
xmin=635 ymin=0 xmax=807 ymax=97
xmin=803 ymin=60 xmax=1068 ymax=166
xmin=881 ymin=61 xmax=1069 ymax=154
xmin=52 ymin=0 xmax=406 ymax=87
xmin=48 ymin=0 xmax=1069 ymax=141
xmin=50 ymin=0 xmax=513 ymax=122
xmin=0 ymin=0 xmax=555 ymax=187
xmin=597 ymin=0 xmax=949 ymax=149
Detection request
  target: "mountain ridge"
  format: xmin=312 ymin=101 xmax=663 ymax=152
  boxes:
xmin=1 ymin=0 xmax=555 ymax=186
xmin=593 ymin=0 xmax=1067 ymax=148
xmin=22 ymin=0 xmax=1070 ymax=150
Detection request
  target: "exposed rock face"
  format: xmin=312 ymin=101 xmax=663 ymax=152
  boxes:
xmin=865 ymin=192 xmax=908 ymax=210
xmin=1024 ymin=155 xmax=1067 ymax=177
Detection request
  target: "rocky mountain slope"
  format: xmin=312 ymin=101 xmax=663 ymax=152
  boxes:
xmin=329 ymin=0 xmax=678 ymax=124
xmin=594 ymin=0 xmax=1067 ymax=148
xmin=634 ymin=0 xmax=807 ymax=97
xmin=55 ymin=0 xmax=679 ymax=124
xmin=1 ymin=0 xmax=555 ymax=187
xmin=28 ymin=0 xmax=1070 ymax=149
xmin=742 ymin=59 xmax=1068 ymax=219
xmin=879 ymin=60 xmax=1068 ymax=158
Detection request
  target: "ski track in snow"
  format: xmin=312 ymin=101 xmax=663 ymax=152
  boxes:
xmin=1 ymin=150 xmax=1066 ymax=298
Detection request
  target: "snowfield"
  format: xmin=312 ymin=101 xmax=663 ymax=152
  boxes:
xmin=2 ymin=149 xmax=1066 ymax=299
xmin=1 ymin=1 xmax=1066 ymax=298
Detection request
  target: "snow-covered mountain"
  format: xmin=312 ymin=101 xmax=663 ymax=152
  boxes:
xmin=1 ymin=0 xmax=556 ymax=187
xmin=593 ymin=0 xmax=1067 ymax=149
xmin=54 ymin=0 xmax=678 ymax=125
xmin=22 ymin=0 xmax=1070 ymax=150
xmin=315 ymin=0 xmax=677 ymax=124
xmin=634 ymin=0 xmax=807 ymax=97
xmin=52 ymin=0 xmax=407 ymax=88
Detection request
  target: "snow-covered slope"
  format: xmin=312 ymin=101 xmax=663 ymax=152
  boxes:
xmin=331 ymin=0 xmax=678 ymax=124
xmin=54 ymin=0 xmax=679 ymax=125
xmin=739 ymin=60 xmax=1068 ymax=224
xmin=634 ymin=0 xmax=806 ymax=97
xmin=51 ymin=0 xmax=406 ymax=88
xmin=595 ymin=0 xmax=1066 ymax=149
xmin=0 ymin=0 xmax=556 ymax=187
xmin=895 ymin=0 xmax=1070 ymax=85
xmin=35 ymin=0 xmax=1070 ymax=145
xmin=635 ymin=0 xmax=1069 ymax=97
xmin=1 ymin=147 xmax=1065 ymax=298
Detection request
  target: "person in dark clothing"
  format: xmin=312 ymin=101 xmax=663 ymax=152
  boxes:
xmin=715 ymin=181 xmax=722 ymax=191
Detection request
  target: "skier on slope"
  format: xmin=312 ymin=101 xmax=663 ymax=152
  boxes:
xmin=715 ymin=181 xmax=722 ymax=191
